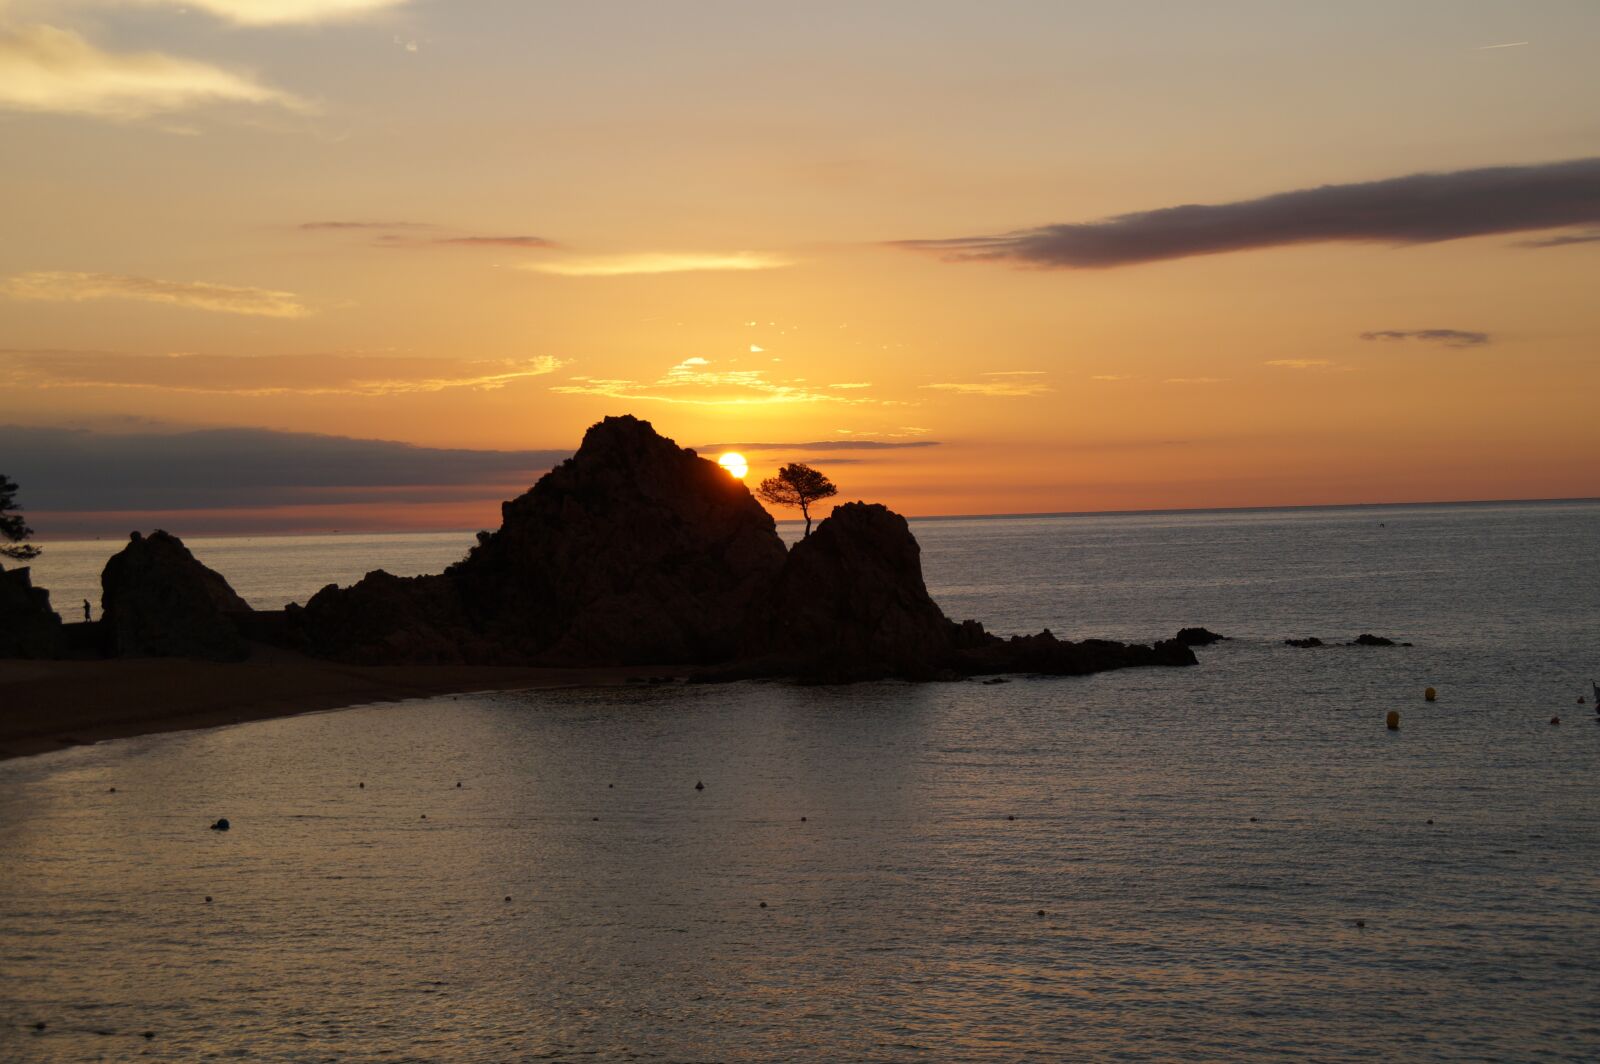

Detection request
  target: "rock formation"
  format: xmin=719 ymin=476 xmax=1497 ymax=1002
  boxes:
xmin=272 ymin=415 xmax=1199 ymax=680
xmin=744 ymin=501 xmax=955 ymax=679
xmin=290 ymin=415 xmax=788 ymax=666
xmin=1175 ymin=627 xmax=1228 ymax=646
xmin=0 ymin=564 xmax=63 ymax=658
xmin=101 ymin=530 xmax=252 ymax=660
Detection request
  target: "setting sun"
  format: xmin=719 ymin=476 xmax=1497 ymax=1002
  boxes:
xmin=717 ymin=452 xmax=748 ymax=479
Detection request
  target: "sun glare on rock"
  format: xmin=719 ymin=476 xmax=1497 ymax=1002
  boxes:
xmin=718 ymin=452 xmax=748 ymax=479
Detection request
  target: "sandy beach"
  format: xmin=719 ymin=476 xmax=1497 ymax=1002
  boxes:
xmin=0 ymin=644 xmax=671 ymax=760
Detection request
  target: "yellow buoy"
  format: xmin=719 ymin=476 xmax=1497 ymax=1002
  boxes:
xmin=1424 ymin=687 xmax=1436 ymax=702
xmin=1386 ymin=711 xmax=1400 ymax=730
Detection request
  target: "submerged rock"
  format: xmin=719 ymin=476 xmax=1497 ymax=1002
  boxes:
xmin=101 ymin=531 xmax=250 ymax=661
xmin=0 ymin=564 xmax=63 ymax=659
xmin=1351 ymin=633 xmax=1412 ymax=647
xmin=1284 ymin=637 xmax=1324 ymax=648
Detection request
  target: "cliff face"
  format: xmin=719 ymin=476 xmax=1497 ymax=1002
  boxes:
xmin=0 ymin=564 xmax=63 ymax=659
xmin=101 ymin=530 xmax=251 ymax=661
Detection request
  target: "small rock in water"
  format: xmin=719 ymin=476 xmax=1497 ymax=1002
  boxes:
xmin=1426 ymin=819 xmax=1434 ymax=825
xmin=204 ymin=895 xmax=212 ymax=903
xmin=143 ymin=1031 xmax=155 ymax=1039
xmin=210 ymin=818 xmax=229 ymax=831
xmin=1550 ymin=716 xmax=1560 ymax=725
xmin=592 ymin=816 xmax=600 ymax=821
xmin=456 ymin=781 xmax=462 ymax=788
xmin=108 ymin=787 xmax=116 ymax=793
xmin=1354 ymin=919 xmax=1366 ymax=928
xmin=1036 ymin=910 xmax=1046 ymax=917
xmin=759 ymin=901 xmax=767 ymax=908
xmin=800 ymin=816 xmax=807 ymax=822
xmin=358 ymin=782 xmax=364 ymax=789
xmin=421 ymin=814 xmax=427 ymax=820
xmin=1249 ymin=817 xmax=1258 ymax=822
xmin=695 ymin=781 xmax=704 ymax=791
xmin=504 ymin=895 xmax=512 ymax=902
xmin=1007 ymin=815 xmax=1015 ymax=821
xmin=33 ymin=1021 xmax=45 ymax=1031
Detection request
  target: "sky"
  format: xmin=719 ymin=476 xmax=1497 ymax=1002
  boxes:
xmin=2 ymin=0 xmax=1597 ymax=536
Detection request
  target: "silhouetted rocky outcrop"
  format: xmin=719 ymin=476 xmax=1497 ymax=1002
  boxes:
xmin=1351 ymin=632 xmax=1411 ymax=647
xmin=101 ymin=530 xmax=251 ymax=660
xmin=285 ymin=416 xmax=1198 ymax=682
xmin=1284 ymin=637 xmax=1324 ymax=648
xmin=291 ymin=415 xmax=787 ymax=666
xmin=0 ymin=564 xmax=63 ymax=658
xmin=745 ymin=502 xmax=955 ymax=679
xmin=1175 ymin=626 xmax=1228 ymax=646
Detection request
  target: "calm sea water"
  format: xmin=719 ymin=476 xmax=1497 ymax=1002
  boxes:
xmin=3 ymin=501 xmax=1598 ymax=1061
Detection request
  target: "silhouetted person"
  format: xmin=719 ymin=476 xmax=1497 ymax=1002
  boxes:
xmin=83 ymin=599 xmax=91 ymax=622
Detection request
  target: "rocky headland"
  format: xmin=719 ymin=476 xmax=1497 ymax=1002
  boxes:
xmin=2 ymin=415 xmax=1199 ymax=684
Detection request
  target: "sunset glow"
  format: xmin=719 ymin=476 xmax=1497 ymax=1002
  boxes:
xmin=717 ymin=452 xmax=749 ymax=480
xmin=1 ymin=3 xmax=1595 ymax=536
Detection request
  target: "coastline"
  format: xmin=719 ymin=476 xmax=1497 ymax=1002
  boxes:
xmin=0 ymin=643 xmax=678 ymax=761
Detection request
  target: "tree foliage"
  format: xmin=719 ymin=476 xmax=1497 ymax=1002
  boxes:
xmin=755 ymin=463 xmax=838 ymax=538
xmin=1 ymin=473 xmax=40 ymax=562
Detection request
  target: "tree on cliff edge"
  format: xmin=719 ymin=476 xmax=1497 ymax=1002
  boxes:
xmin=1 ymin=474 xmax=40 ymax=561
xmin=756 ymin=463 xmax=838 ymax=538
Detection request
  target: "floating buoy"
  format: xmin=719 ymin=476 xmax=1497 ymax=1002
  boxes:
xmin=1424 ymin=687 xmax=1436 ymax=702
xmin=1386 ymin=711 xmax=1400 ymax=731
xmin=210 ymin=818 xmax=230 ymax=831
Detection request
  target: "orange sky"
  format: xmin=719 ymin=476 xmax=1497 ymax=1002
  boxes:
xmin=2 ymin=2 xmax=1597 ymax=534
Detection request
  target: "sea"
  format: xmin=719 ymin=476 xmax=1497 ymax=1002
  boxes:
xmin=2 ymin=500 xmax=1598 ymax=1062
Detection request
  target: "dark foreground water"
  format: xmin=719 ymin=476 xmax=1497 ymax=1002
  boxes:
xmin=3 ymin=501 xmax=1598 ymax=1061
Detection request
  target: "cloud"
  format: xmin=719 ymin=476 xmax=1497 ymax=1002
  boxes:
xmin=1359 ymin=329 xmax=1490 ymax=348
xmin=520 ymin=252 xmax=792 ymax=277
xmin=0 ymin=423 xmax=565 ymax=515
xmin=895 ymin=157 xmax=1600 ymax=269
xmin=1162 ymin=377 xmax=1227 ymax=384
xmin=1517 ymin=230 xmax=1600 ymax=248
xmin=1264 ymin=359 xmax=1335 ymax=369
xmin=828 ymin=382 xmax=872 ymax=389
xmin=434 ymin=235 xmax=557 ymax=249
xmin=0 ymin=349 xmax=564 ymax=396
xmin=0 ymin=23 xmax=308 ymax=119
xmin=122 ymin=0 xmax=413 ymax=26
xmin=552 ymin=357 xmax=883 ymax=407
xmin=299 ymin=221 xmax=430 ymax=231
xmin=695 ymin=440 xmax=941 ymax=452
xmin=1 ymin=271 xmax=308 ymax=317
xmin=921 ymin=377 xmax=1052 ymax=397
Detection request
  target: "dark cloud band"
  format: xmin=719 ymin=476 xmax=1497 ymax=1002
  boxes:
xmin=896 ymin=157 xmax=1600 ymax=269
xmin=0 ymin=425 xmax=568 ymax=513
xmin=1360 ymin=329 xmax=1490 ymax=348
xmin=695 ymin=440 xmax=940 ymax=451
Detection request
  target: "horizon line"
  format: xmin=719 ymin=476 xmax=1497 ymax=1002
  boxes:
xmin=24 ymin=494 xmax=1599 ymax=542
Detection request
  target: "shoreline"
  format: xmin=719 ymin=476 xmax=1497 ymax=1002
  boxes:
xmin=0 ymin=643 xmax=681 ymax=761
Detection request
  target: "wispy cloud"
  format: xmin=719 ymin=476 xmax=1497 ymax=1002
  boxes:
xmin=1517 ymin=229 xmax=1600 ymax=248
xmin=1264 ymin=359 xmax=1336 ymax=369
xmin=1477 ymin=41 xmax=1529 ymax=50
xmin=121 ymin=1 xmax=413 ymax=26
xmin=0 ymin=23 xmax=308 ymax=119
xmin=895 ymin=157 xmax=1600 ymax=269
xmin=434 ymin=235 xmax=557 ymax=249
xmin=696 ymin=440 xmax=940 ymax=452
xmin=520 ymin=252 xmax=791 ymax=277
xmin=1 ymin=350 xmax=564 ymax=396
xmin=1163 ymin=377 xmax=1227 ymax=384
xmin=921 ymin=375 xmax=1052 ymax=397
xmin=1359 ymin=329 xmax=1490 ymax=348
xmin=552 ymin=357 xmax=879 ymax=407
xmin=2 ymin=271 xmax=308 ymax=317
xmin=299 ymin=221 xmax=431 ymax=231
